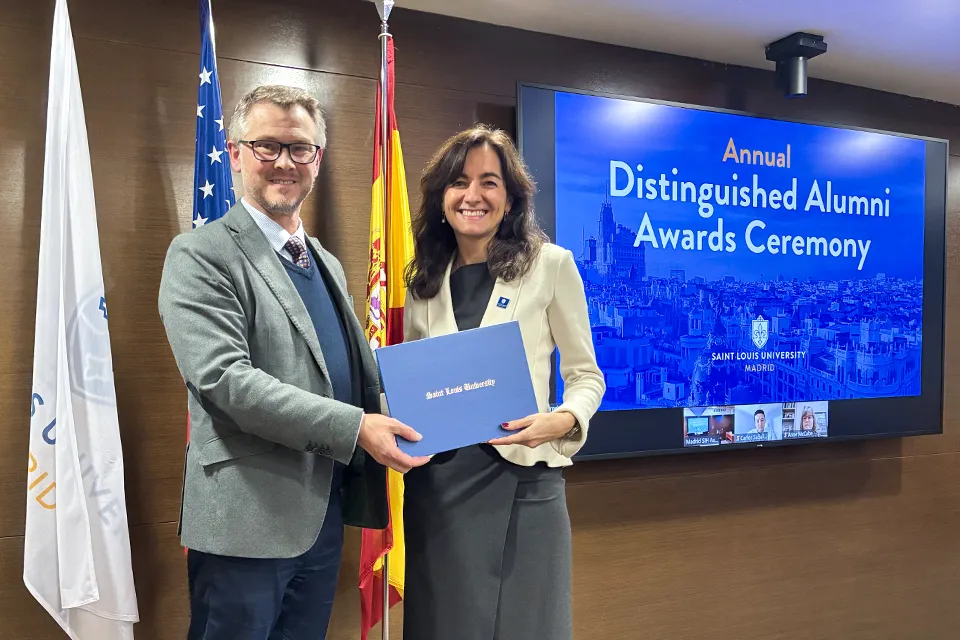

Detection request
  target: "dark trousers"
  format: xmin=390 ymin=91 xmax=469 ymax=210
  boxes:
xmin=186 ymin=490 xmax=344 ymax=640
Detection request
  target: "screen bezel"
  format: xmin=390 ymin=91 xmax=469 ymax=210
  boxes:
xmin=516 ymin=81 xmax=948 ymax=461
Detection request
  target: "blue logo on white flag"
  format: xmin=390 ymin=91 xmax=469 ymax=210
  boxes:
xmin=67 ymin=289 xmax=117 ymax=406
xmin=27 ymin=0 xmax=140 ymax=634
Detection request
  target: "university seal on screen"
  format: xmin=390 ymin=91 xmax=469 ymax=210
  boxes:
xmin=751 ymin=316 xmax=769 ymax=350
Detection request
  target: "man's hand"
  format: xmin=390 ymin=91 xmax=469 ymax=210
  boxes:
xmin=487 ymin=411 xmax=576 ymax=448
xmin=357 ymin=414 xmax=431 ymax=473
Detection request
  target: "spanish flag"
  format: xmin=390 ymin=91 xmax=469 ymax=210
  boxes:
xmin=359 ymin=34 xmax=413 ymax=640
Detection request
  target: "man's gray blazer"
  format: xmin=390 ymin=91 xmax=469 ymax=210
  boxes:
xmin=158 ymin=204 xmax=387 ymax=559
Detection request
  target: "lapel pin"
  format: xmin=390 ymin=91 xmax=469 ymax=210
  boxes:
xmin=497 ymin=297 xmax=509 ymax=309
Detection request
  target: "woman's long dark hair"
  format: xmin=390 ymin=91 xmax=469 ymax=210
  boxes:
xmin=404 ymin=125 xmax=547 ymax=300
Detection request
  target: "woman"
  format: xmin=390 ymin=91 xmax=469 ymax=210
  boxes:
xmin=401 ymin=124 xmax=605 ymax=640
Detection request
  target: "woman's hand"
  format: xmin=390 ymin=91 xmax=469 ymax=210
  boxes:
xmin=487 ymin=411 xmax=576 ymax=448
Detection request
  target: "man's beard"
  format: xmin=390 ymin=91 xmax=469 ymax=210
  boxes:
xmin=251 ymin=181 xmax=313 ymax=217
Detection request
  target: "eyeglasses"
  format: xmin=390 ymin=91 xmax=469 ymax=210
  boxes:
xmin=240 ymin=140 xmax=322 ymax=164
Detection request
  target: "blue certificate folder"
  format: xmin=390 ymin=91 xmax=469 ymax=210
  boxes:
xmin=375 ymin=321 xmax=539 ymax=456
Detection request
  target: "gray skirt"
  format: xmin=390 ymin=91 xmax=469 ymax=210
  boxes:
xmin=402 ymin=444 xmax=572 ymax=640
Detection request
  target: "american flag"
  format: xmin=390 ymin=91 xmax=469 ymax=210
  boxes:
xmin=193 ymin=0 xmax=233 ymax=228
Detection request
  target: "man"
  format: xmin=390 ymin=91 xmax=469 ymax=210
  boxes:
xmin=747 ymin=408 xmax=774 ymax=439
xmin=158 ymin=85 xmax=429 ymax=640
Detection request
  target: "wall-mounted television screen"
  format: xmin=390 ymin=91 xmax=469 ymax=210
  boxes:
xmin=517 ymin=83 xmax=947 ymax=459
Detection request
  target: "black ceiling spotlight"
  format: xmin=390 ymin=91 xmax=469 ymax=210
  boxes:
xmin=764 ymin=32 xmax=828 ymax=98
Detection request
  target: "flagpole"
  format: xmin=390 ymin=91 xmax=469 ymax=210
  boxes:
xmin=378 ymin=6 xmax=392 ymax=640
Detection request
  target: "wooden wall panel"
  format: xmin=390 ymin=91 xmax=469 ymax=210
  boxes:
xmin=0 ymin=535 xmax=61 ymax=640
xmin=1 ymin=0 xmax=958 ymax=638
xmin=0 ymin=21 xmax=48 ymax=540
xmin=566 ymin=453 xmax=960 ymax=640
xmin=0 ymin=523 xmax=190 ymax=640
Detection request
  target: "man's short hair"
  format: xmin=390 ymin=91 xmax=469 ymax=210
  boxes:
xmin=228 ymin=85 xmax=327 ymax=149
xmin=754 ymin=409 xmax=765 ymax=417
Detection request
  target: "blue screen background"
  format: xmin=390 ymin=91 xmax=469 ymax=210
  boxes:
xmin=552 ymin=91 xmax=927 ymax=411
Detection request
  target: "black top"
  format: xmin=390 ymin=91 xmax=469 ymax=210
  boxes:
xmin=449 ymin=262 xmax=495 ymax=331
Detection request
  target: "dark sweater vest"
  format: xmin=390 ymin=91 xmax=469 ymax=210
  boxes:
xmin=280 ymin=254 xmax=355 ymax=407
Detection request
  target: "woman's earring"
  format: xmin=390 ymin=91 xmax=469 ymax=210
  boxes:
xmin=441 ymin=213 xmax=446 ymax=224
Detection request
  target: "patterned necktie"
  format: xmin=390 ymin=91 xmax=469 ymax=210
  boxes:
xmin=283 ymin=236 xmax=311 ymax=269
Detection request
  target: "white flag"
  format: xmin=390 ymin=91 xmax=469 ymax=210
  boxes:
xmin=25 ymin=0 xmax=140 ymax=638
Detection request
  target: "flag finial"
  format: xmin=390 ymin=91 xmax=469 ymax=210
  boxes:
xmin=375 ymin=0 xmax=394 ymax=22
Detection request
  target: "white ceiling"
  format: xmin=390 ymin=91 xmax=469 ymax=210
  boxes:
xmin=394 ymin=0 xmax=960 ymax=106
